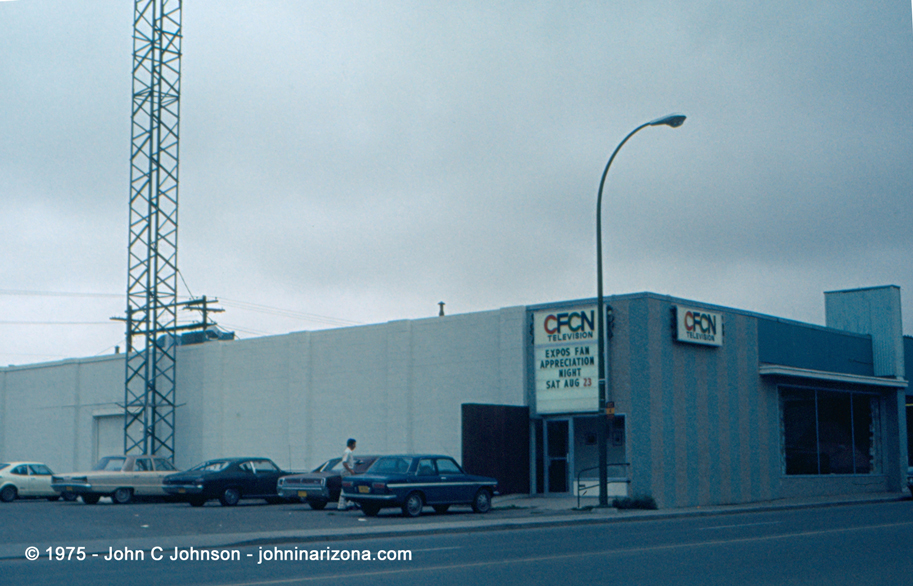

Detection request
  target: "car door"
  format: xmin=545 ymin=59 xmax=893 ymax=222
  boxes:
xmin=237 ymin=461 xmax=258 ymax=494
xmin=250 ymin=460 xmax=281 ymax=495
xmin=435 ymin=457 xmax=474 ymax=502
xmin=413 ymin=458 xmax=445 ymax=504
xmin=11 ymin=465 xmax=30 ymax=496
xmin=130 ymin=458 xmax=151 ymax=494
xmin=151 ymin=457 xmax=176 ymax=495
xmin=28 ymin=464 xmax=53 ymax=496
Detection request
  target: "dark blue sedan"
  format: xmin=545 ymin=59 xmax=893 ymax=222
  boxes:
xmin=341 ymin=455 xmax=498 ymax=517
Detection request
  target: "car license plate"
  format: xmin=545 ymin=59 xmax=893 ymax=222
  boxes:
xmin=297 ymin=491 xmax=308 ymax=498
xmin=178 ymin=488 xmax=186 ymax=494
xmin=358 ymin=486 xmax=370 ymax=494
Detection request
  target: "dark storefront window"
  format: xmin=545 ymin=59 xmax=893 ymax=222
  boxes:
xmin=780 ymin=387 xmax=880 ymax=475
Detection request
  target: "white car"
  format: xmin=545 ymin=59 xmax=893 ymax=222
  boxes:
xmin=51 ymin=455 xmax=177 ymax=504
xmin=0 ymin=462 xmax=68 ymax=502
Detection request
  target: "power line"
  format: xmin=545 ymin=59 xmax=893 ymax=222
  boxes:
xmin=0 ymin=321 xmax=117 ymax=325
xmin=0 ymin=289 xmax=122 ymax=298
xmin=0 ymin=289 xmax=360 ymax=328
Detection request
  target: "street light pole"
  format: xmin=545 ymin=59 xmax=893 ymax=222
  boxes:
xmin=596 ymin=113 xmax=686 ymax=507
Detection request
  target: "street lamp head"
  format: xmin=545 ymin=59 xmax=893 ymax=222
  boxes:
xmin=648 ymin=113 xmax=686 ymax=128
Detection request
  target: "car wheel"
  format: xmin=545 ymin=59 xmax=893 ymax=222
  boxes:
xmin=81 ymin=494 xmax=100 ymax=505
xmin=471 ymin=488 xmax=492 ymax=514
xmin=112 ymin=488 xmax=133 ymax=505
xmin=62 ymin=492 xmax=78 ymax=502
xmin=309 ymin=499 xmax=328 ymax=510
xmin=402 ymin=492 xmax=424 ymax=517
xmin=189 ymin=497 xmax=207 ymax=507
xmin=433 ymin=505 xmax=450 ymax=514
xmin=219 ymin=487 xmax=241 ymax=506
xmin=361 ymin=503 xmax=380 ymax=517
xmin=0 ymin=485 xmax=17 ymax=502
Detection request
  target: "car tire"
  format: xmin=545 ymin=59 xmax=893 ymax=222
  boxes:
xmin=219 ymin=487 xmax=241 ymax=507
xmin=309 ymin=499 xmax=328 ymax=510
xmin=189 ymin=497 xmax=207 ymax=507
xmin=0 ymin=485 xmax=17 ymax=502
xmin=361 ymin=503 xmax=380 ymax=517
xmin=62 ymin=492 xmax=78 ymax=502
xmin=471 ymin=488 xmax=492 ymax=514
xmin=81 ymin=494 xmax=100 ymax=505
xmin=112 ymin=488 xmax=133 ymax=505
xmin=402 ymin=492 xmax=424 ymax=517
xmin=433 ymin=504 xmax=450 ymax=514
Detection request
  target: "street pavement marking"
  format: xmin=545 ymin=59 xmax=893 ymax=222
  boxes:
xmin=697 ymin=521 xmax=781 ymax=530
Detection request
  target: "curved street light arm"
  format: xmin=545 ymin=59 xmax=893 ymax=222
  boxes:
xmin=594 ymin=114 xmax=685 ymax=507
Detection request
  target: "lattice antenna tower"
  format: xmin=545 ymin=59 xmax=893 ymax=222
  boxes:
xmin=124 ymin=0 xmax=182 ymax=460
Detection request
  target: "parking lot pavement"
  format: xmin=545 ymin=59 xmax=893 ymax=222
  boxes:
xmin=1 ymin=491 xmax=906 ymax=561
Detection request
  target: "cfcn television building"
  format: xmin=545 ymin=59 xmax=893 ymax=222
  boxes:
xmin=0 ymin=285 xmax=909 ymax=508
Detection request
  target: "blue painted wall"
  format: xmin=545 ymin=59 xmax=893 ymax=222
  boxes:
xmin=608 ymin=293 xmax=778 ymax=508
xmin=758 ymin=318 xmax=873 ymax=376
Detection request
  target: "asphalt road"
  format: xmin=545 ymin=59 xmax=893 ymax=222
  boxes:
xmin=2 ymin=499 xmax=911 ymax=585
xmin=0 ymin=496 xmax=514 ymax=544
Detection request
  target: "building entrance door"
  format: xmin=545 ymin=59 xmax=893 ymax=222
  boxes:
xmin=545 ymin=419 xmax=569 ymax=493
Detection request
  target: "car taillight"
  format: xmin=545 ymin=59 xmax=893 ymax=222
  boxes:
xmin=372 ymin=482 xmax=387 ymax=490
xmin=341 ymin=481 xmax=352 ymax=488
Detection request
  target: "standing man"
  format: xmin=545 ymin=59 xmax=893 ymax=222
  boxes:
xmin=337 ymin=438 xmax=357 ymax=511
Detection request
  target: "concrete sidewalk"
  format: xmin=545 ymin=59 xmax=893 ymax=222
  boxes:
xmin=1 ymin=491 xmax=907 ymax=561
xmin=493 ymin=490 xmax=908 ymax=517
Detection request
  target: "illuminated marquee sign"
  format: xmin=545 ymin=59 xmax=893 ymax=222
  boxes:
xmin=533 ymin=307 xmax=600 ymax=414
xmin=675 ymin=306 xmax=723 ymax=347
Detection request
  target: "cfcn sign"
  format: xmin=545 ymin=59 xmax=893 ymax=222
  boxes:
xmin=675 ymin=306 xmax=723 ymax=347
xmin=533 ymin=307 xmax=600 ymax=414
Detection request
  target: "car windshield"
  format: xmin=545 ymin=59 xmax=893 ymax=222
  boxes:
xmin=368 ymin=457 xmax=410 ymax=474
xmin=191 ymin=460 xmax=230 ymax=472
xmin=0 ymin=463 xmax=8 ymax=471
xmin=93 ymin=457 xmax=127 ymax=472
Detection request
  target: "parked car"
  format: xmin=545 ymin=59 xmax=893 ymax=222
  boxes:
xmin=341 ymin=454 xmax=497 ymax=517
xmin=50 ymin=455 xmax=177 ymax=504
xmin=0 ymin=462 xmax=66 ymax=502
xmin=163 ymin=457 xmax=294 ymax=506
xmin=277 ymin=456 xmax=379 ymax=510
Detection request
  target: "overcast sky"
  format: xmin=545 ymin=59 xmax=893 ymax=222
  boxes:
xmin=1 ymin=1 xmax=912 ymax=366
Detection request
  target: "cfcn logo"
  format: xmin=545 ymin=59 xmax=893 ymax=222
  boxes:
xmin=684 ymin=311 xmax=716 ymax=336
xmin=544 ymin=311 xmax=595 ymax=335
